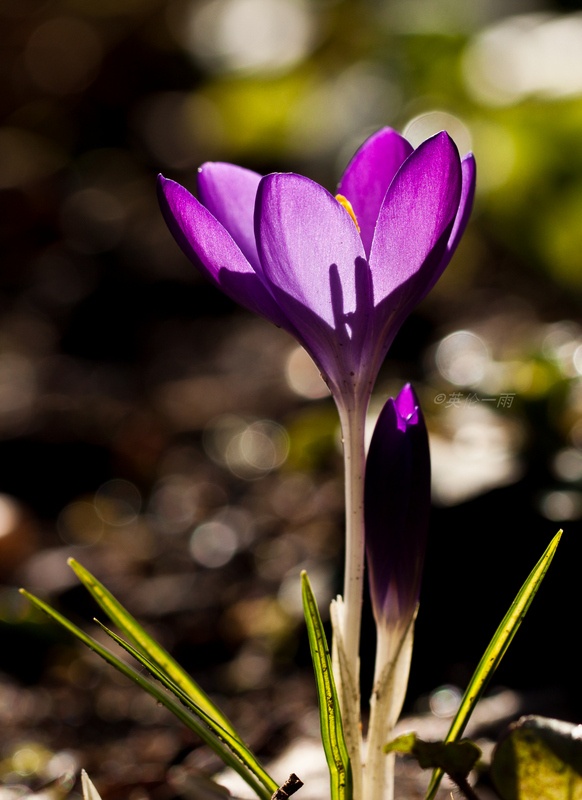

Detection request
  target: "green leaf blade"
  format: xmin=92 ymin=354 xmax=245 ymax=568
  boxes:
xmin=67 ymin=558 xmax=238 ymax=738
xmin=301 ymin=571 xmax=352 ymax=800
xmin=19 ymin=588 xmax=277 ymax=800
xmin=95 ymin=619 xmax=278 ymax=797
xmin=425 ymin=529 xmax=563 ymax=800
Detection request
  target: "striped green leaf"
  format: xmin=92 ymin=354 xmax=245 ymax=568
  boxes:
xmin=425 ymin=530 xmax=563 ymax=800
xmin=19 ymin=587 xmax=277 ymax=800
xmin=67 ymin=558 xmax=237 ymax=737
xmin=301 ymin=571 xmax=352 ymax=800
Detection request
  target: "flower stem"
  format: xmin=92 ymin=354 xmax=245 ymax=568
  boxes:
xmin=365 ymin=618 xmax=415 ymax=800
xmin=331 ymin=397 xmax=368 ymax=798
xmin=337 ymin=398 xmax=367 ymax=691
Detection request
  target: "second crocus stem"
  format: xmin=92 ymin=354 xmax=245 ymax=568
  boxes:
xmin=365 ymin=617 xmax=416 ymax=800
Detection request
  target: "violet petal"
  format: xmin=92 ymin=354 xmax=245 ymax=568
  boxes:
xmin=369 ymin=131 xmax=462 ymax=305
xmin=255 ymin=172 xmax=369 ymax=384
xmin=337 ymin=128 xmax=413 ymax=258
xmin=157 ymin=175 xmax=289 ymax=327
xmin=197 ymin=162 xmax=262 ymax=271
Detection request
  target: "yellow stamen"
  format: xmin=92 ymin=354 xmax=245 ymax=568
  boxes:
xmin=335 ymin=194 xmax=360 ymax=232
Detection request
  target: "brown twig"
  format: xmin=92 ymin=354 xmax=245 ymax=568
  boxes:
xmin=270 ymin=774 xmax=304 ymax=800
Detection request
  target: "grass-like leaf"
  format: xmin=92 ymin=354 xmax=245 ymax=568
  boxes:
xmin=425 ymin=529 xmax=563 ymax=800
xmin=67 ymin=560 xmax=277 ymax=795
xmin=301 ymin=571 xmax=352 ymax=800
xmin=95 ymin=618 xmax=278 ymax=795
xmin=67 ymin=558 xmax=237 ymax=737
xmin=19 ymin=588 xmax=278 ymax=800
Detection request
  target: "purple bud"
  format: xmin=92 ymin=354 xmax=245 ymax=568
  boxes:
xmin=365 ymin=384 xmax=431 ymax=628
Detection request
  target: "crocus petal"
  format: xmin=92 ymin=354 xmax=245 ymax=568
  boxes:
xmin=337 ymin=128 xmax=413 ymax=258
xmin=197 ymin=162 xmax=262 ymax=271
xmin=158 ymin=128 xmax=475 ymax=411
xmin=446 ymin=153 xmax=477 ymax=263
xmin=365 ymin=384 xmax=430 ymax=627
xmin=369 ymin=131 xmax=462 ymax=305
xmin=417 ymin=152 xmax=477 ymax=301
xmin=157 ymin=175 xmax=290 ymax=328
xmin=256 ymin=172 xmax=369 ymax=386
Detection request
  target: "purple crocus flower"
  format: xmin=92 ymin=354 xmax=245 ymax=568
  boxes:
xmin=364 ymin=383 xmax=431 ymax=800
xmin=157 ymin=132 xmax=474 ymax=782
xmin=157 ymin=128 xmax=475 ymax=410
xmin=364 ymin=383 xmax=430 ymax=630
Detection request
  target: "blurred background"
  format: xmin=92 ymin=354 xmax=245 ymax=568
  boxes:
xmin=2 ymin=0 xmax=582 ymax=797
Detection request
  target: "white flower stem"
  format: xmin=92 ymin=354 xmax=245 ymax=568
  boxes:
xmin=365 ymin=618 xmax=415 ymax=800
xmin=337 ymin=397 xmax=367 ymax=694
xmin=331 ymin=397 xmax=367 ymax=796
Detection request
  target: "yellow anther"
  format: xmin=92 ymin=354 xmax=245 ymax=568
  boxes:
xmin=335 ymin=194 xmax=360 ymax=232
